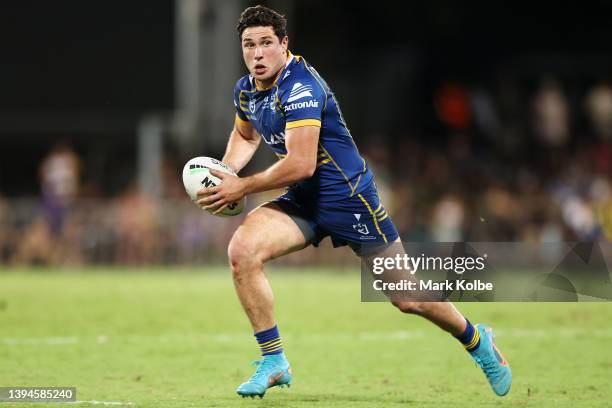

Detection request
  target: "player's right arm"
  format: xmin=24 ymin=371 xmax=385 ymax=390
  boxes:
xmin=221 ymin=80 xmax=262 ymax=174
xmin=222 ymin=115 xmax=261 ymax=174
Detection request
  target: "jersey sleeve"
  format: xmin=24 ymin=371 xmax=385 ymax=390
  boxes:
xmin=233 ymin=80 xmax=250 ymax=126
xmin=280 ymin=76 xmax=325 ymax=130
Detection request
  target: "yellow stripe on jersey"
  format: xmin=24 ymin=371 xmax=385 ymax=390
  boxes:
xmin=303 ymin=61 xmax=329 ymax=113
xmin=235 ymin=114 xmax=250 ymax=127
xmin=375 ymin=204 xmax=388 ymax=222
xmin=275 ymin=91 xmax=284 ymax=117
xmin=286 ymin=119 xmax=321 ymax=129
xmin=351 ymin=174 xmax=363 ymax=196
xmin=317 ymin=158 xmax=331 ymax=167
xmin=348 ymin=158 xmax=368 ymax=195
xmin=317 ymin=142 xmax=355 ymax=193
xmin=357 ymin=193 xmax=388 ymax=243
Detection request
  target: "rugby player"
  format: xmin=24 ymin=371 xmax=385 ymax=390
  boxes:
xmin=197 ymin=5 xmax=512 ymax=399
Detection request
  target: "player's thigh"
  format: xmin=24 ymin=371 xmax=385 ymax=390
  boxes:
xmin=228 ymin=202 xmax=308 ymax=264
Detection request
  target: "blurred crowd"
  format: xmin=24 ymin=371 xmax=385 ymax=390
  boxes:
xmin=373 ymin=77 xmax=612 ymax=243
xmin=1 ymin=77 xmax=611 ymax=266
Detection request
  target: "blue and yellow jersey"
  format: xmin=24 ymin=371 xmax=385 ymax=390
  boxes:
xmin=233 ymin=53 xmax=373 ymax=203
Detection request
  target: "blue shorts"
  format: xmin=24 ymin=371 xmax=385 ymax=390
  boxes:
xmin=270 ymin=181 xmax=399 ymax=256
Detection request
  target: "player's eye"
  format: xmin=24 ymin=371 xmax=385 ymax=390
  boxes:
xmin=263 ymin=41 xmax=272 ymax=46
xmin=244 ymin=42 xmax=254 ymax=49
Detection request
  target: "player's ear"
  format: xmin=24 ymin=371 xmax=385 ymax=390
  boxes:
xmin=281 ymin=35 xmax=289 ymax=51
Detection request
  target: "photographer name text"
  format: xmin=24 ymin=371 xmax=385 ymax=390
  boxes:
xmin=373 ymin=279 xmax=493 ymax=291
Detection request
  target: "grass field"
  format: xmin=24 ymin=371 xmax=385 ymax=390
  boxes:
xmin=1 ymin=267 xmax=611 ymax=407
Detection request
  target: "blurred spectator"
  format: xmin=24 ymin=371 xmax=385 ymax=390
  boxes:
xmin=430 ymin=195 xmax=465 ymax=242
xmin=435 ymin=83 xmax=472 ymax=131
xmin=115 ymin=185 xmax=161 ymax=265
xmin=532 ymin=78 xmax=570 ymax=147
xmin=11 ymin=217 xmax=55 ymax=266
xmin=40 ymin=141 xmax=81 ymax=202
xmin=471 ymin=87 xmax=500 ymax=137
xmin=591 ymin=177 xmax=612 ymax=241
xmin=585 ymin=81 xmax=612 ymax=140
xmin=39 ymin=141 xmax=81 ymax=235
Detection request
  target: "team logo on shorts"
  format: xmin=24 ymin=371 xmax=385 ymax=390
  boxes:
xmin=352 ymin=213 xmax=370 ymax=236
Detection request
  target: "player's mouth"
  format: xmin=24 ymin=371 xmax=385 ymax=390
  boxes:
xmin=254 ymin=64 xmax=266 ymax=75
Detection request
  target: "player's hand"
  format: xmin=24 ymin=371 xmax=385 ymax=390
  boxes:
xmin=196 ymin=169 xmax=247 ymax=215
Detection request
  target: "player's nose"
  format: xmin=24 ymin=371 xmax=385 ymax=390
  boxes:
xmin=254 ymin=46 xmax=263 ymax=59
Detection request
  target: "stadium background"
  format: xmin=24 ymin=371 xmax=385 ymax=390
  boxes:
xmin=1 ymin=1 xmax=612 ymax=406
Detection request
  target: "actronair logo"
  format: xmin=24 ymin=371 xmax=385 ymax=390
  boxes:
xmin=284 ymin=100 xmax=319 ymax=112
xmin=287 ymin=82 xmax=313 ymax=102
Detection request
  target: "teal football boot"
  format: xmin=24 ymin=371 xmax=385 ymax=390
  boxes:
xmin=236 ymin=353 xmax=292 ymax=398
xmin=470 ymin=324 xmax=512 ymax=396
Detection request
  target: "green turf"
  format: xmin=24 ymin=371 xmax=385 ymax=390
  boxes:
xmin=1 ymin=267 xmax=611 ymax=407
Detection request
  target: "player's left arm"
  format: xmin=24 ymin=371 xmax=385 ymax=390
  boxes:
xmin=198 ymin=125 xmax=319 ymax=214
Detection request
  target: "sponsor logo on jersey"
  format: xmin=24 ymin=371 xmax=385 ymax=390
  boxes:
xmin=263 ymin=132 xmax=286 ymax=145
xmin=287 ymin=82 xmax=313 ymax=102
xmin=284 ymin=99 xmax=319 ymax=112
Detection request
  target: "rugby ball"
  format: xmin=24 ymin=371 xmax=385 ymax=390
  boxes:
xmin=182 ymin=157 xmax=245 ymax=217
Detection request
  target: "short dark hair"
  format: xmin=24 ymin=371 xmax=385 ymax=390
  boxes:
xmin=236 ymin=5 xmax=287 ymax=40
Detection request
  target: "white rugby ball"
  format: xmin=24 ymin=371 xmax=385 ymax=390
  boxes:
xmin=182 ymin=156 xmax=245 ymax=217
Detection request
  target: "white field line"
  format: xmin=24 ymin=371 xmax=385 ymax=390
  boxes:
xmin=3 ymin=328 xmax=612 ymax=346
xmin=2 ymin=336 xmax=80 ymax=345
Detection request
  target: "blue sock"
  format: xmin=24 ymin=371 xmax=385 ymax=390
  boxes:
xmin=455 ymin=319 xmax=480 ymax=352
xmin=255 ymin=325 xmax=283 ymax=356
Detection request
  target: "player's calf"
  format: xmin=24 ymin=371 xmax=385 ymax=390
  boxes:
xmin=391 ymin=301 xmax=431 ymax=315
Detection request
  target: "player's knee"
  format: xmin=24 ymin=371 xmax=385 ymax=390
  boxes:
xmin=392 ymin=301 xmax=428 ymax=315
xmin=227 ymin=236 xmax=257 ymax=271
xmin=227 ymin=232 xmax=267 ymax=274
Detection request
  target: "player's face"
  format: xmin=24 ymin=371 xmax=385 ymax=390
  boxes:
xmin=241 ymin=26 xmax=288 ymax=86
